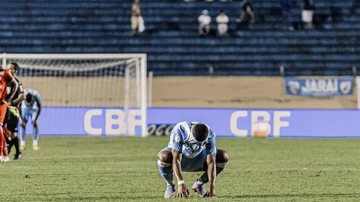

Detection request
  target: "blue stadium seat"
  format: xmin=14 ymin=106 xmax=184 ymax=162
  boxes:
xmin=0 ymin=0 xmax=358 ymax=75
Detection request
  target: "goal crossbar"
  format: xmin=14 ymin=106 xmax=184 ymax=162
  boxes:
xmin=2 ymin=53 xmax=148 ymax=137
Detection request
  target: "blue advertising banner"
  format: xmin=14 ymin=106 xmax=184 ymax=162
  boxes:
xmin=285 ymin=77 xmax=353 ymax=97
xmin=29 ymin=107 xmax=360 ymax=138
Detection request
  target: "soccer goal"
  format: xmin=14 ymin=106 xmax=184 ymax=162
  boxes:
xmin=2 ymin=53 xmax=148 ymax=136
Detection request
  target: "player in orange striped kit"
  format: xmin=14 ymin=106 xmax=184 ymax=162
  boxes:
xmin=0 ymin=64 xmax=18 ymax=162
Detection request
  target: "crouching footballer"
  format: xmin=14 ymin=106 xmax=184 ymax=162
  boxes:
xmin=157 ymin=121 xmax=229 ymax=198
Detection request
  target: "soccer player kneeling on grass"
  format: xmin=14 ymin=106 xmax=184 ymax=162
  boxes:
xmin=157 ymin=121 xmax=229 ymax=198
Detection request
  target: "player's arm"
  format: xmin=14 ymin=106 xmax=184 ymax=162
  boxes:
xmin=35 ymin=97 xmax=41 ymax=120
xmin=5 ymin=74 xmax=19 ymax=103
xmin=18 ymin=102 xmax=25 ymax=127
xmin=170 ymin=125 xmax=189 ymax=198
xmin=206 ymin=153 xmax=216 ymax=197
xmin=205 ymin=129 xmax=217 ymax=197
xmin=10 ymin=83 xmax=25 ymax=106
xmin=33 ymin=96 xmax=41 ymax=125
xmin=172 ymin=150 xmax=189 ymax=198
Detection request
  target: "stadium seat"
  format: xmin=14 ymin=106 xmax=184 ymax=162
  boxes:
xmin=0 ymin=0 xmax=358 ymax=75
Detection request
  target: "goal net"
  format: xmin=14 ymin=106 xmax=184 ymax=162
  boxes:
xmin=2 ymin=54 xmax=147 ymax=136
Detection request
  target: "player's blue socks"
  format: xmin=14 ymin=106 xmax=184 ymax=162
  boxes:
xmin=198 ymin=163 xmax=227 ymax=184
xmin=157 ymin=160 xmax=173 ymax=185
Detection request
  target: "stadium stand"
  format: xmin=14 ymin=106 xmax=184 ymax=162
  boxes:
xmin=0 ymin=0 xmax=358 ymax=76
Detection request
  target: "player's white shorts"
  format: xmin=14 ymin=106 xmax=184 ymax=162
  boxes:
xmin=21 ymin=106 xmax=38 ymax=122
xmin=161 ymin=147 xmax=206 ymax=172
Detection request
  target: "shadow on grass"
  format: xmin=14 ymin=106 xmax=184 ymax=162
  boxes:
xmin=21 ymin=192 xmax=161 ymax=201
xmin=226 ymin=193 xmax=360 ymax=199
xmin=68 ymin=195 xmax=161 ymax=200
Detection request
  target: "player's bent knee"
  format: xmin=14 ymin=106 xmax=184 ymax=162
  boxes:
xmin=157 ymin=151 xmax=173 ymax=164
xmin=216 ymin=149 xmax=229 ymax=164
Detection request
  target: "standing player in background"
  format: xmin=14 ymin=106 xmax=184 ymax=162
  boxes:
xmin=19 ymin=88 xmax=41 ymax=151
xmin=4 ymin=63 xmax=25 ymax=160
xmin=157 ymin=121 xmax=229 ymax=198
xmin=0 ymin=63 xmax=19 ymax=162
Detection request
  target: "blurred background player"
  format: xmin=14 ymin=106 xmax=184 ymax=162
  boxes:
xmin=157 ymin=122 xmax=229 ymax=198
xmin=4 ymin=62 xmax=25 ymax=160
xmin=20 ymin=88 xmax=41 ymax=151
xmin=0 ymin=63 xmax=19 ymax=162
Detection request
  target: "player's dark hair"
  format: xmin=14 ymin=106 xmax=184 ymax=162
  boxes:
xmin=26 ymin=93 xmax=32 ymax=102
xmin=192 ymin=123 xmax=208 ymax=142
xmin=10 ymin=62 xmax=20 ymax=71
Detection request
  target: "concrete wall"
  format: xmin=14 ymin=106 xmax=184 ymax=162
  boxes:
xmin=20 ymin=76 xmax=357 ymax=109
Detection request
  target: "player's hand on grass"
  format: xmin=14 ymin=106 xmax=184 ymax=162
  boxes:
xmin=177 ymin=184 xmax=189 ymax=198
xmin=206 ymin=184 xmax=216 ymax=197
xmin=206 ymin=190 xmax=216 ymax=197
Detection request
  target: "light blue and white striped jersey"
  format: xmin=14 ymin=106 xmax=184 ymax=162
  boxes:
xmin=22 ymin=88 xmax=41 ymax=109
xmin=168 ymin=121 xmax=216 ymax=158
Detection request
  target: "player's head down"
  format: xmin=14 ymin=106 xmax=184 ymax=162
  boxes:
xmin=191 ymin=123 xmax=208 ymax=143
xmin=25 ymin=92 xmax=32 ymax=103
xmin=8 ymin=62 xmax=20 ymax=75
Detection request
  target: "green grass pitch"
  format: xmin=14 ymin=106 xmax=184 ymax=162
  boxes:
xmin=0 ymin=136 xmax=359 ymax=201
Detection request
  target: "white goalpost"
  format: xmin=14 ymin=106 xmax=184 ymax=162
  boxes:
xmin=2 ymin=53 xmax=148 ymax=137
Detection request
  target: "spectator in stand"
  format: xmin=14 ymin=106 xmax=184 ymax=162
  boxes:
xmin=301 ymin=0 xmax=315 ymax=29
xmin=236 ymin=0 xmax=256 ymax=24
xmin=216 ymin=10 xmax=229 ymax=36
xmin=131 ymin=0 xmax=143 ymax=36
xmin=198 ymin=10 xmax=211 ymax=36
xmin=279 ymin=0 xmax=294 ymax=31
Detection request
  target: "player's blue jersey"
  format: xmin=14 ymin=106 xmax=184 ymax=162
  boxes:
xmin=168 ymin=121 xmax=216 ymax=159
xmin=22 ymin=88 xmax=41 ymax=110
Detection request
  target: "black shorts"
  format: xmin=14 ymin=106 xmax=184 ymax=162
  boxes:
xmin=5 ymin=106 xmax=20 ymax=133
